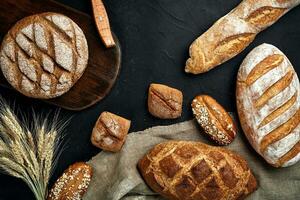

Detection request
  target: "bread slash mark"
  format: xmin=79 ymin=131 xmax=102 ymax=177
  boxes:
xmin=260 ymin=109 xmax=300 ymax=153
xmin=246 ymin=54 xmax=284 ymax=85
xmin=246 ymin=6 xmax=286 ymax=27
xmin=258 ymin=92 xmax=297 ymax=128
xmin=254 ymin=70 xmax=294 ymax=109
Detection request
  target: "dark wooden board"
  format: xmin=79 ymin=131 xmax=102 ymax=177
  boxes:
xmin=0 ymin=0 xmax=121 ymax=111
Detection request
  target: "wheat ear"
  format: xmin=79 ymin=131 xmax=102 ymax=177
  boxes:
xmin=0 ymin=98 xmax=66 ymax=200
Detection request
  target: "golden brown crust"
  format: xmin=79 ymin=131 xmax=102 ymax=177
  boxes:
xmin=254 ymin=70 xmax=294 ymax=108
xmin=258 ymin=92 xmax=297 ymax=128
xmin=260 ymin=109 xmax=300 ymax=152
xmin=148 ymin=83 xmax=183 ymax=119
xmin=0 ymin=12 xmax=88 ymax=99
xmin=138 ymin=141 xmax=257 ymax=200
xmin=276 ymin=141 xmax=300 ymax=166
xmin=245 ymin=7 xmax=287 ymax=26
xmin=184 ymin=0 xmax=299 ymax=74
xmin=191 ymin=95 xmax=237 ymax=145
xmin=246 ymin=54 xmax=284 ymax=86
xmin=91 ymin=111 xmax=131 ymax=152
xmin=47 ymin=162 xmax=93 ymax=200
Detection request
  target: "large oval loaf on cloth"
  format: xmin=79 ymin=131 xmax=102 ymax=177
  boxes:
xmin=0 ymin=12 xmax=89 ymax=99
xmin=236 ymin=43 xmax=300 ymax=167
xmin=138 ymin=141 xmax=257 ymax=200
xmin=185 ymin=0 xmax=300 ymax=74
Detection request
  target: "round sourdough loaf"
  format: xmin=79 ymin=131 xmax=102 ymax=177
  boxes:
xmin=236 ymin=43 xmax=300 ymax=167
xmin=0 ymin=12 xmax=88 ymax=99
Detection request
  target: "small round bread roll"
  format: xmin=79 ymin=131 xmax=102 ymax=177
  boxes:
xmin=0 ymin=12 xmax=89 ymax=99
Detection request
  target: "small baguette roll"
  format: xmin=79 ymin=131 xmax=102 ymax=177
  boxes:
xmin=185 ymin=0 xmax=300 ymax=74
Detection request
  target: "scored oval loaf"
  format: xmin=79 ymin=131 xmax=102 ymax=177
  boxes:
xmin=0 ymin=12 xmax=89 ymax=99
xmin=138 ymin=141 xmax=257 ymax=200
xmin=236 ymin=43 xmax=300 ymax=167
xmin=185 ymin=0 xmax=300 ymax=74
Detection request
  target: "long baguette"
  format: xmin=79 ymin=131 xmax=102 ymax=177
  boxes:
xmin=185 ymin=0 xmax=300 ymax=74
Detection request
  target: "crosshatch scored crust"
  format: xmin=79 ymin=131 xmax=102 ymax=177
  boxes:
xmin=192 ymin=95 xmax=237 ymax=145
xmin=185 ymin=0 xmax=300 ymax=74
xmin=0 ymin=12 xmax=89 ymax=99
xmin=236 ymin=43 xmax=300 ymax=167
xmin=138 ymin=141 xmax=257 ymax=200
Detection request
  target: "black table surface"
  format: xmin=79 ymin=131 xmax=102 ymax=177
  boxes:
xmin=0 ymin=0 xmax=299 ymax=199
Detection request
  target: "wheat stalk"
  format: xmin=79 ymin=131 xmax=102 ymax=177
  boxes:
xmin=0 ymin=99 xmax=66 ymax=200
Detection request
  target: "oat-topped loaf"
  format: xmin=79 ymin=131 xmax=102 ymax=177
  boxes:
xmin=47 ymin=162 xmax=92 ymax=200
xmin=0 ymin=12 xmax=89 ymax=99
xmin=138 ymin=141 xmax=257 ymax=200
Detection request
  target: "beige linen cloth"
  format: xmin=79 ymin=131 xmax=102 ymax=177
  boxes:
xmin=84 ymin=118 xmax=300 ymax=200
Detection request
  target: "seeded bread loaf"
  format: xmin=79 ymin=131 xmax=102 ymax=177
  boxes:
xmin=185 ymin=0 xmax=300 ymax=74
xmin=236 ymin=43 xmax=300 ymax=167
xmin=0 ymin=12 xmax=89 ymax=99
xmin=138 ymin=141 xmax=257 ymax=200
xmin=192 ymin=95 xmax=237 ymax=145
xmin=47 ymin=162 xmax=92 ymax=200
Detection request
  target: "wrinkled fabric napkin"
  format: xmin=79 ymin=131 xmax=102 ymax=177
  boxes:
xmin=83 ymin=118 xmax=300 ymax=200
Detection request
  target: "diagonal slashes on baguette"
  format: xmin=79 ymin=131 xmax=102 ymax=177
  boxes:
xmin=245 ymin=7 xmax=287 ymax=27
xmin=185 ymin=0 xmax=300 ymax=74
xmin=214 ymin=33 xmax=256 ymax=61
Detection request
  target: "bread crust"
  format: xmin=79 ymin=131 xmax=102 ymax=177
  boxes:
xmin=47 ymin=162 xmax=92 ymax=200
xmin=148 ymin=83 xmax=183 ymax=119
xmin=185 ymin=0 xmax=300 ymax=74
xmin=0 ymin=12 xmax=89 ymax=99
xmin=138 ymin=141 xmax=257 ymax=200
xmin=236 ymin=43 xmax=300 ymax=167
xmin=192 ymin=95 xmax=237 ymax=145
xmin=91 ymin=111 xmax=131 ymax=152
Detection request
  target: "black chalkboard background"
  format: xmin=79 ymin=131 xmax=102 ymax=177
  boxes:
xmin=0 ymin=0 xmax=299 ymax=199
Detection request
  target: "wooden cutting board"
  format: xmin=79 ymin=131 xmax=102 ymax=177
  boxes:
xmin=0 ymin=0 xmax=121 ymax=111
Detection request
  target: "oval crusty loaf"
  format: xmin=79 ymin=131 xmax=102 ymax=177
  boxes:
xmin=185 ymin=0 xmax=300 ymax=74
xmin=47 ymin=162 xmax=92 ymax=200
xmin=0 ymin=12 xmax=88 ymax=99
xmin=236 ymin=43 xmax=300 ymax=167
xmin=192 ymin=95 xmax=237 ymax=145
xmin=138 ymin=141 xmax=257 ymax=200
